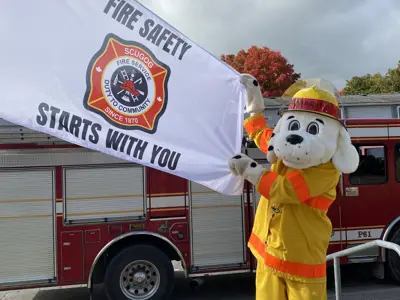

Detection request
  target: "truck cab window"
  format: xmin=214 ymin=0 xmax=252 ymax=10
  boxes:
xmin=394 ymin=144 xmax=400 ymax=181
xmin=349 ymin=144 xmax=387 ymax=185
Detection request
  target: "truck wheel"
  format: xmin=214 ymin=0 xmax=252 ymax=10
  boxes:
xmin=104 ymin=244 xmax=174 ymax=300
xmin=387 ymin=228 xmax=400 ymax=283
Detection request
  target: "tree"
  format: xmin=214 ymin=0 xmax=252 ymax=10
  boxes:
xmin=343 ymin=61 xmax=400 ymax=95
xmin=385 ymin=61 xmax=400 ymax=92
xmin=221 ymin=46 xmax=301 ymax=97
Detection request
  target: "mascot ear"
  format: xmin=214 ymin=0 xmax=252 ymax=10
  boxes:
xmin=332 ymin=126 xmax=359 ymax=174
xmin=266 ymin=118 xmax=282 ymax=164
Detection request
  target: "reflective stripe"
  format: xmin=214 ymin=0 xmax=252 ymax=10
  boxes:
xmin=285 ymin=172 xmax=333 ymax=211
xmin=258 ymin=171 xmax=332 ymax=211
xmin=249 ymin=233 xmax=326 ymax=278
xmin=249 ymin=231 xmax=266 ymax=256
xmin=244 ymin=114 xmax=267 ymax=136
xmin=257 ymin=172 xmax=279 ymax=199
xmin=303 ymin=196 xmax=334 ymax=211
xmin=257 ymin=129 xmax=273 ymax=154
xmin=289 ymin=97 xmax=339 ymax=120
xmin=285 ymin=171 xmax=310 ymax=202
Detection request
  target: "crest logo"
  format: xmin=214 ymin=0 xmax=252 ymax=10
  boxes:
xmin=83 ymin=33 xmax=171 ymax=133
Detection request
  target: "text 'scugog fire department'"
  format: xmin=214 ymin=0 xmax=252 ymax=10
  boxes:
xmin=0 ymin=115 xmax=400 ymax=298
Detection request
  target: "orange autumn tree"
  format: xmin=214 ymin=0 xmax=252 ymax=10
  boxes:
xmin=221 ymin=46 xmax=301 ymax=97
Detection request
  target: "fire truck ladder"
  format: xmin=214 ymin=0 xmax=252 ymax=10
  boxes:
xmin=326 ymin=240 xmax=400 ymax=300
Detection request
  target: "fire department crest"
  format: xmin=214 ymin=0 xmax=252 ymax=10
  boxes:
xmin=83 ymin=33 xmax=171 ymax=133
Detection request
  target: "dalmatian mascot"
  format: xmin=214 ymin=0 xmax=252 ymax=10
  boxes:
xmin=229 ymin=75 xmax=359 ymax=300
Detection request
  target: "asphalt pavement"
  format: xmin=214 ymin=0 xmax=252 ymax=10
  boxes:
xmin=1 ymin=264 xmax=400 ymax=300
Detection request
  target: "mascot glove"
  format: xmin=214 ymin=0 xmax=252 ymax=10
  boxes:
xmin=240 ymin=74 xmax=265 ymax=115
xmin=229 ymin=154 xmax=265 ymax=186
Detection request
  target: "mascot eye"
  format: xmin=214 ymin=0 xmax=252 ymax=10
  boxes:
xmin=288 ymin=120 xmax=300 ymax=131
xmin=307 ymin=122 xmax=319 ymax=135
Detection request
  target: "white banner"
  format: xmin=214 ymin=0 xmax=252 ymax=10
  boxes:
xmin=0 ymin=0 xmax=245 ymax=195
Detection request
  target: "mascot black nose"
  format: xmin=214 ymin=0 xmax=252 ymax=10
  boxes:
xmin=286 ymin=134 xmax=303 ymax=145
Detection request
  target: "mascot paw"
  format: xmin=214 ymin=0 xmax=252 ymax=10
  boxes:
xmin=228 ymin=154 xmax=265 ymax=185
xmin=240 ymin=74 xmax=265 ymax=115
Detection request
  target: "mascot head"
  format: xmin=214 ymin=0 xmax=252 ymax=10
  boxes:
xmin=267 ymin=85 xmax=359 ymax=174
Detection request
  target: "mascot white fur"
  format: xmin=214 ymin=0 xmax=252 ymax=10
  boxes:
xmin=229 ymin=74 xmax=359 ymax=300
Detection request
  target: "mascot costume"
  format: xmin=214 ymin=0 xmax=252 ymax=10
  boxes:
xmin=229 ymin=74 xmax=360 ymax=300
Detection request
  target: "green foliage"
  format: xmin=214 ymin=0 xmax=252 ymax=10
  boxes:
xmin=343 ymin=61 xmax=400 ymax=95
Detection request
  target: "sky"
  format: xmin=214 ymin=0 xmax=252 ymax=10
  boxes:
xmin=137 ymin=0 xmax=400 ymax=89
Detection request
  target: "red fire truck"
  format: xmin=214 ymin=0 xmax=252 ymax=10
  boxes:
xmin=0 ymin=116 xmax=399 ymax=300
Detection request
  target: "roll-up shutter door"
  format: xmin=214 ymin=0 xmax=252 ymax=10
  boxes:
xmin=190 ymin=182 xmax=246 ymax=269
xmin=0 ymin=169 xmax=55 ymax=284
xmin=346 ymin=106 xmax=392 ymax=119
xmin=64 ymin=165 xmax=145 ymax=222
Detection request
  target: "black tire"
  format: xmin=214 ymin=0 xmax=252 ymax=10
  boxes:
xmin=104 ymin=244 xmax=175 ymax=300
xmin=386 ymin=228 xmax=400 ymax=283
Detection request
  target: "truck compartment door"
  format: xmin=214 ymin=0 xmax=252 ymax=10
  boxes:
xmin=0 ymin=169 xmax=55 ymax=286
xmin=189 ymin=181 xmax=247 ymax=271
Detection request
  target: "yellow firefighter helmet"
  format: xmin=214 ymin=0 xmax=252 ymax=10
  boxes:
xmin=280 ymin=78 xmax=341 ymax=121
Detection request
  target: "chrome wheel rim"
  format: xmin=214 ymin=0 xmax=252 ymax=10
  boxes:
xmin=119 ymin=260 xmax=160 ymax=300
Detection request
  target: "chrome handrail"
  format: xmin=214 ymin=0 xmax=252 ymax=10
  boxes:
xmin=326 ymin=240 xmax=400 ymax=300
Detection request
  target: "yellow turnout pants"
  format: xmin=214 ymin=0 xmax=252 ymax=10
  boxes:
xmin=255 ymin=263 xmax=327 ymax=300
